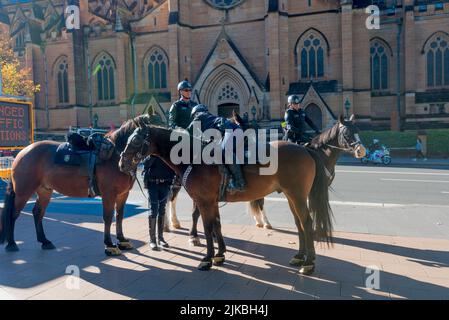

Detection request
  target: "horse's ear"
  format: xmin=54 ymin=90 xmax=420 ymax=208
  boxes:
xmin=338 ymin=114 xmax=345 ymax=124
xmin=233 ymin=110 xmax=244 ymax=125
xmin=349 ymin=114 xmax=356 ymax=123
xmin=132 ymin=119 xmax=141 ymax=128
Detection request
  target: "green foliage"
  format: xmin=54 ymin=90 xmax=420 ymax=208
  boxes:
xmin=359 ymin=129 xmax=449 ymax=155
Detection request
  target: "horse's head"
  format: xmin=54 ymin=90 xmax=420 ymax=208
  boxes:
xmin=337 ymin=114 xmax=366 ymax=159
xmin=118 ymin=123 xmax=155 ymax=175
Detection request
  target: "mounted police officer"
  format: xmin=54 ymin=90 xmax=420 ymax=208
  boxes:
xmin=284 ymin=95 xmax=321 ymax=144
xmin=187 ymin=104 xmax=246 ymax=193
xmin=169 ymin=80 xmax=197 ymax=129
xmin=142 ymin=155 xmax=176 ymax=250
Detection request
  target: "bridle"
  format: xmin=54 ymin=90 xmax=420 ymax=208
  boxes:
xmin=120 ymin=129 xmax=151 ymax=172
xmin=324 ymin=124 xmax=362 ymax=154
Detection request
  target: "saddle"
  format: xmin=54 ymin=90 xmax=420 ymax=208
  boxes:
xmin=54 ymin=132 xmax=115 ymax=197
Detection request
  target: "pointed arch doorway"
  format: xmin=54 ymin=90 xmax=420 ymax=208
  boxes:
xmin=218 ymin=103 xmax=240 ymax=118
xmin=305 ymin=103 xmax=323 ymax=131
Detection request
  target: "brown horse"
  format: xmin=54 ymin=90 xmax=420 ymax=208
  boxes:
xmin=119 ymin=115 xmax=363 ymax=274
xmin=0 ymin=116 xmax=152 ymax=255
xmin=247 ymin=115 xmax=367 ymax=265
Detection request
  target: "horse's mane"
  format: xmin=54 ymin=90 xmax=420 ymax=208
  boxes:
xmin=309 ymin=122 xmax=340 ymax=150
xmin=106 ymin=115 xmax=152 ymax=152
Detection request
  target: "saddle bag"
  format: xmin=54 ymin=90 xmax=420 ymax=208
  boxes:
xmin=54 ymin=143 xmax=82 ymax=166
xmin=88 ymin=133 xmax=115 ymax=161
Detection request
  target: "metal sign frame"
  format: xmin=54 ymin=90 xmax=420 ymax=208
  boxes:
xmin=0 ymin=96 xmax=34 ymax=150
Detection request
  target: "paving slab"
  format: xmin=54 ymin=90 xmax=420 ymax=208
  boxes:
xmin=0 ymin=212 xmax=449 ymax=300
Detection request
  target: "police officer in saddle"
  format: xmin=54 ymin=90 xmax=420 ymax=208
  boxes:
xmin=142 ymin=156 xmax=175 ymax=250
xmin=284 ymin=95 xmax=321 ymax=144
xmin=169 ymin=80 xmax=197 ymax=129
xmin=187 ymin=104 xmax=246 ymax=193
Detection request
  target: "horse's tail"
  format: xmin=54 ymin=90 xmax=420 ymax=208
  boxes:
xmin=0 ymin=182 xmax=16 ymax=244
xmin=307 ymin=149 xmax=333 ymax=244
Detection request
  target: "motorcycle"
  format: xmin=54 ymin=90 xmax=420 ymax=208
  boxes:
xmin=361 ymin=145 xmax=392 ymax=165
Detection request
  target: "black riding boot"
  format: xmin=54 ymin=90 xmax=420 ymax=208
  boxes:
xmin=228 ymin=164 xmax=246 ymax=192
xmin=157 ymin=216 xmax=169 ymax=248
xmin=149 ymin=217 xmax=159 ymax=250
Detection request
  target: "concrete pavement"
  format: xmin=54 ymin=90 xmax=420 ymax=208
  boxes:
xmin=0 ymin=210 xmax=449 ymax=300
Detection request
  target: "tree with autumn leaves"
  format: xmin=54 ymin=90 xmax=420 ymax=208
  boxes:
xmin=0 ymin=31 xmax=40 ymax=97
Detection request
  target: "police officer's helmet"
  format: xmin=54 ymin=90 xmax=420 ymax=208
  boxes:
xmin=191 ymin=104 xmax=208 ymax=117
xmin=178 ymin=80 xmax=193 ymax=91
xmin=288 ymin=95 xmax=301 ymax=105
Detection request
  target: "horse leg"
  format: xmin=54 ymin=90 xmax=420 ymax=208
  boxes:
xmin=288 ymin=196 xmax=316 ymax=275
xmin=257 ymin=199 xmax=272 ymax=229
xmin=169 ymin=191 xmax=181 ymax=229
xmin=196 ymin=202 xmax=215 ymax=271
xmin=212 ymin=212 xmax=226 ymax=266
xmin=288 ymin=200 xmax=306 ymax=267
xmin=115 ymin=192 xmax=133 ymax=251
xmin=3 ymin=190 xmax=34 ymax=252
xmin=164 ymin=205 xmax=170 ymax=232
xmin=189 ymin=202 xmax=201 ymax=246
xmin=102 ymin=195 xmax=121 ymax=256
xmin=248 ymin=201 xmax=264 ymax=228
xmin=33 ymin=188 xmax=56 ymax=250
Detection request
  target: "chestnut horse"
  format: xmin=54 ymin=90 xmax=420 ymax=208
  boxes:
xmin=119 ymin=116 xmax=363 ymax=274
xmin=0 ymin=116 xmax=152 ymax=255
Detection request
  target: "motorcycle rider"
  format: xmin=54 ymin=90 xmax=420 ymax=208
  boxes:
xmin=368 ymin=138 xmax=381 ymax=160
xmin=186 ymin=104 xmax=246 ymax=193
xmin=169 ymin=80 xmax=197 ymax=129
xmin=284 ymin=95 xmax=321 ymax=144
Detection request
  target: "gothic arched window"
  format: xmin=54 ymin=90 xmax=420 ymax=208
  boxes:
xmin=147 ymin=48 xmax=168 ymax=90
xmin=298 ymin=32 xmax=326 ymax=80
xmin=56 ymin=58 xmax=69 ymax=103
xmin=370 ymin=40 xmax=390 ymax=90
xmin=425 ymin=34 xmax=449 ymax=87
xmin=95 ymin=54 xmax=115 ymax=101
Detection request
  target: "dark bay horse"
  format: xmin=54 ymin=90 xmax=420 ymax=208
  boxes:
xmin=119 ymin=118 xmax=355 ymax=275
xmin=0 ymin=115 xmax=152 ymax=255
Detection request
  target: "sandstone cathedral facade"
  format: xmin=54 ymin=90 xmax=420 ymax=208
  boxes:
xmin=1 ymin=0 xmax=449 ymax=134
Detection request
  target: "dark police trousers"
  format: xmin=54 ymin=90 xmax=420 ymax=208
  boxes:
xmin=148 ymin=181 xmax=171 ymax=218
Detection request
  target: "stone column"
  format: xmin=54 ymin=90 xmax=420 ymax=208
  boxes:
xmin=403 ymin=1 xmax=416 ymax=117
xmin=266 ymin=0 xmax=282 ymax=120
xmin=341 ymin=1 xmax=354 ymax=117
xmin=168 ymin=0 xmax=180 ymax=102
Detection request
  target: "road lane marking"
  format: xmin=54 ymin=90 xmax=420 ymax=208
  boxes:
xmin=265 ymin=197 xmax=449 ymax=208
xmin=380 ymin=178 xmax=449 ymax=183
xmin=337 ymin=170 xmax=449 ymax=176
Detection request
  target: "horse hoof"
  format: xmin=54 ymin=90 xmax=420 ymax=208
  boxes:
xmin=164 ymin=226 xmax=171 ymax=233
xmin=264 ymin=224 xmax=273 ymax=230
xmin=118 ymin=240 xmax=134 ymax=251
xmin=198 ymin=260 xmax=212 ymax=271
xmin=289 ymin=253 xmax=306 ymax=266
xmin=299 ymin=264 xmax=315 ymax=275
xmin=5 ymin=243 xmax=19 ymax=252
xmin=255 ymin=223 xmax=263 ymax=228
xmin=172 ymin=222 xmax=181 ymax=229
xmin=41 ymin=242 xmax=56 ymax=250
xmin=105 ymin=245 xmax=122 ymax=256
xmin=189 ymin=237 xmax=201 ymax=246
xmin=212 ymin=255 xmax=225 ymax=266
